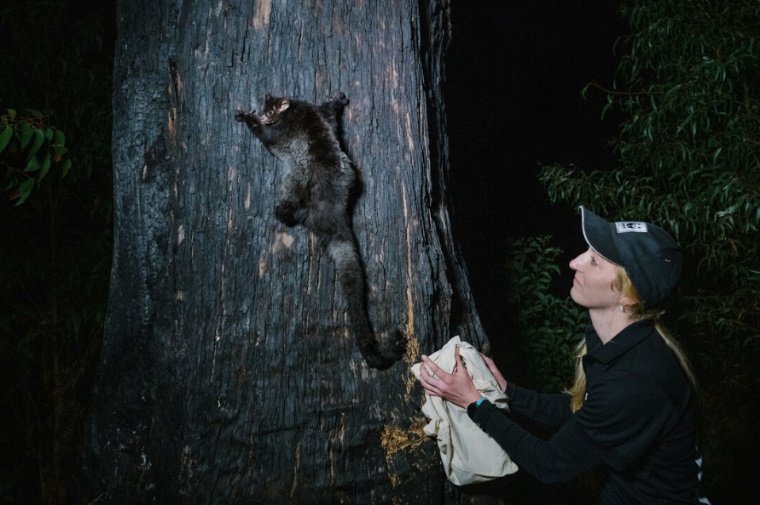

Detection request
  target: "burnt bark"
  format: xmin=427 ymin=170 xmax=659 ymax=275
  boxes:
xmin=76 ymin=0 xmax=492 ymax=503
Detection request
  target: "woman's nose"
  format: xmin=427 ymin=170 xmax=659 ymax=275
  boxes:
xmin=569 ymin=254 xmax=582 ymax=271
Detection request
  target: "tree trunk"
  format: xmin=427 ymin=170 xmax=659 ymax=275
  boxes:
xmin=76 ymin=0 xmax=490 ymax=503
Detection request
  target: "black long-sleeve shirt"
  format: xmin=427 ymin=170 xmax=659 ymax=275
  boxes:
xmin=468 ymin=321 xmax=700 ymax=504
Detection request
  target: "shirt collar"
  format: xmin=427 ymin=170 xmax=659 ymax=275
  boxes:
xmin=584 ymin=319 xmax=655 ymax=364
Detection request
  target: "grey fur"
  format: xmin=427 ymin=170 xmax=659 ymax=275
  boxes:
xmin=235 ymin=93 xmax=405 ymax=370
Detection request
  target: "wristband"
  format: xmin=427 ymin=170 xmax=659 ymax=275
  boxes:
xmin=475 ymin=397 xmax=486 ymax=406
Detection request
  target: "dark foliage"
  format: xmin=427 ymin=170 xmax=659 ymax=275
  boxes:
xmin=0 ymin=1 xmax=114 ymax=503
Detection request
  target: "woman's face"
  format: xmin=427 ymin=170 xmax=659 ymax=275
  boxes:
xmin=569 ymin=248 xmax=620 ymax=310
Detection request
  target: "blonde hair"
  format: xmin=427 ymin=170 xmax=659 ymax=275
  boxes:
xmin=566 ymin=266 xmax=697 ymax=412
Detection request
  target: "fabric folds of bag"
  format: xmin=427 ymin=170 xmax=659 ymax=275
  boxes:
xmin=411 ymin=336 xmax=519 ymax=485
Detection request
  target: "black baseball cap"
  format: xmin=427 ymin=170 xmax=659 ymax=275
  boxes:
xmin=580 ymin=206 xmax=682 ymax=307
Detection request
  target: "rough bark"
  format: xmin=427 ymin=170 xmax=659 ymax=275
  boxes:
xmin=76 ymin=0 xmax=491 ymax=503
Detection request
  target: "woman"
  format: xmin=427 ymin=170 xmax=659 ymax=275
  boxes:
xmin=418 ymin=206 xmax=701 ymax=504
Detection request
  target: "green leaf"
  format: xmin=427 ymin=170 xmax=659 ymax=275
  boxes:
xmin=21 ymin=122 xmax=33 ymax=149
xmin=0 ymin=124 xmax=12 ymax=154
xmin=53 ymin=143 xmax=68 ymax=158
xmin=54 ymin=129 xmax=65 ymax=147
xmin=61 ymin=159 xmax=72 ymax=178
xmin=27 ymin=128 xmax=45 ymax=159
xmin=25 ymin=155 xmax=42 ymax=172
xmin=39 ymin=154 xmax=52 ymax=181
xmin=14 ymin=179 xmax=34 ymax=206
xmin=601 ymin=100 xmax=613 ymax=120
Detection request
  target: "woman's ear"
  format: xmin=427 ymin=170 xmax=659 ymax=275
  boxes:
xmin=619 ymin=294 xmax=637 ymax=312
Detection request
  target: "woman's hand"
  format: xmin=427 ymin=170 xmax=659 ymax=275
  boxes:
xmin=418 ymin=346 xmax=482 ymax=409
xmin=480 ymin=353 xmax=507 ymax=392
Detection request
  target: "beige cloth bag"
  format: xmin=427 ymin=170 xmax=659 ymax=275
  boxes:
xmin=411 ymin=336 xmax=519 ymax=485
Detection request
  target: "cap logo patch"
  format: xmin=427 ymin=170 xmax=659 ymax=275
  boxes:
xmin=615 ymin=222 xmax=648 ymax=233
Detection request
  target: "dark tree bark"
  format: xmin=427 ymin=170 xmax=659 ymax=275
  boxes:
xmin=76 ymin=0 xmax=492 ymax=503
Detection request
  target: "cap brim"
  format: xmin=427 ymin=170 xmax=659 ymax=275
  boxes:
xmin=580 ymin=206 xmax=623 ymax=266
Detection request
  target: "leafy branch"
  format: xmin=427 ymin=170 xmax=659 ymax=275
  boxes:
xmin=1 ymin=108 xmax=72 ymax=205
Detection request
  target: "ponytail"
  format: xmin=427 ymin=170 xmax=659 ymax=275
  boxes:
xmin=566 ymin=340 xmax=588 ymax=413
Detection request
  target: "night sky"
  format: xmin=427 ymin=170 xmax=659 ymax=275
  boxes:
xmin=447 ymin=1 xmax=626 ymax=357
